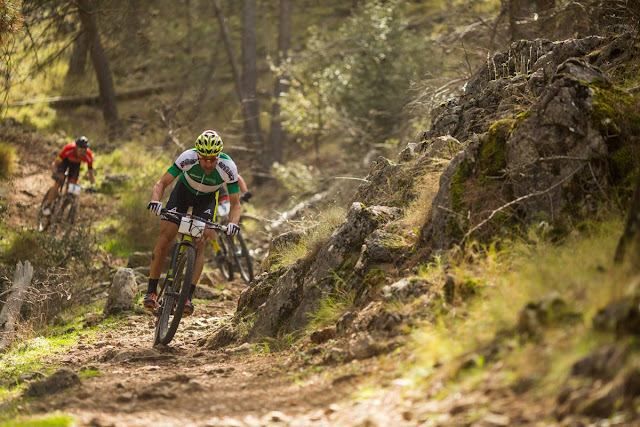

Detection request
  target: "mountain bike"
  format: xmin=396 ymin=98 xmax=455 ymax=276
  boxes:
xmin=154 ymin=209 xmax=226 ymax=346
xmin=37 ymin=175 xmax=83 ymax=233
xmin=210 ymin=201 xmax=254 ymax=284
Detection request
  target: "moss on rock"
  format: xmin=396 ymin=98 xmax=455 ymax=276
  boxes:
xmin=478 ymin=119 xmax=516 ymax=182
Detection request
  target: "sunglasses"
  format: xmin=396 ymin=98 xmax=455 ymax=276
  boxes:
xmin=198 ymin=154 xmax=219 ymax=163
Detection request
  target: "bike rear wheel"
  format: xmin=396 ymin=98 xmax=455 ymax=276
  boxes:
xmin=154 ymin=244 xmax=196 ymax=345
xmin=215 ymin=235 xmax=233 ymax=281
xmin=228 ymin=233 xmax=254 ymax=283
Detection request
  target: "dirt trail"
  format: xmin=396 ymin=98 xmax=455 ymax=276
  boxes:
xmin=2 ymin=137 xmax=368 ymax=426
xmin=21 ymin=286 xmax=367 ymax=427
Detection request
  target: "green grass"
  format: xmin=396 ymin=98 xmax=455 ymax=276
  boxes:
xmin=79 ymin=369 xmax=100 ymax=379
xmin=268 ymin=206 xmax=346 ymax=270
xmin=404 ymin=216 xmax=632 ymax=398
xmin=306 ymin=272 xmax=356 ymax=332
xmin=0 ymin=335 xmax=78 ymax=386
xmin=0 ymin=311 xmax=122 ymax=393
xmin=0 ymin=414 xmax=76 ymax=427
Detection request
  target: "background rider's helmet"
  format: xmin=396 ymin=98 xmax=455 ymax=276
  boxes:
xmin=195 ymin=130 xmax=223 ymax=156
xmin=75 ymin=136 xmax=90 ymax=148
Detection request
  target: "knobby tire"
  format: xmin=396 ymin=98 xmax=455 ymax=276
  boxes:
xmin=154 ymin=244 xmax=196 ymax=345
xmin=229 ymin=233 xmax=254 ymax=283
xmin=216 ymin=235 xmax=233 ymax=281
xmin=51 ymin=197 xmax=76 ymax=235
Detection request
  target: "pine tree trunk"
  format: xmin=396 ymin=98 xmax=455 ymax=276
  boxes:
xmin=242 ymin=0 xmax=265 ymax=160
xmin=77 ymin=0 xmax=123 ymax=141
xmin=268 ymin=0 xmax=292 ymax=165
xmin=67 ymin=30 xmax=90 ymax=78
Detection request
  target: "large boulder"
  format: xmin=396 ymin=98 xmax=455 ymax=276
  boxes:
xmin=422 ymin=35 xmax=639 ymax=249
xmin=244 ymin=203 xmax=401 ymax=340
xmin=104 ymin=268 xmax=137 ymax=315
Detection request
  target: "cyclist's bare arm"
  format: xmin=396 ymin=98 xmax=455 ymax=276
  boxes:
xmin=87 ymin=169 xmax=96 ymax=185
xmin=238 ymin=175 xmax=248 ymax=193
xmin=229 ymin=192 xmax=241 ymax=224
xmin=151 ymin=172 xmax=176 ymax=201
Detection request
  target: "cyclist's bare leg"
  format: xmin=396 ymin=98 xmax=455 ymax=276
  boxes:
xmin=46 ymin=179 xmax=62 ymax=205
xmin=193 ymin=228 xmax=214 ymax=284
xmin=149 ymin=220 xmax=179 ymax=279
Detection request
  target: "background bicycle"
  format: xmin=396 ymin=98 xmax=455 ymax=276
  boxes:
xmin=154 ymin=209 xmax=225 ymax=345
xmin=37 ymin=174 xmax=85 ymax=234
xmin=209 ymin=199 xmax=254 ymax=284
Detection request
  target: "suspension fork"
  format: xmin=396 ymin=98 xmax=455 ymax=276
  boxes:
xmin=164 ymin=238 xmax=196 ymax=296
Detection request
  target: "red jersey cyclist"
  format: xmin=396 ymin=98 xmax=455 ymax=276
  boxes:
xmin=41 ymin=136 xmax=96 ymax=216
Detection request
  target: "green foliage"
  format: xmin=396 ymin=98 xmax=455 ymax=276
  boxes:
xmin=271 ymin=162 xmax=319 ymax=195
xmin=0 ymin=1 xmax=23 ymax=36
xmin=0 ymin=142 xmax=15 ymax=180
xmin=591 ymin=79 xmax=640 ymax=137
xmin=1 ymin=226 xmax=98 ymax=268
xmin=282 ymin=0 xmax=426 ymax=152
xmin=478 ymin=119 xmax=515 ymax=182
xmin=79 ymin=369 xmax=100 ymax=379
xmin=408 ymin=217 xmax=632 ymax=398
xmin=97 ymin=144 xmax=171 ymax=255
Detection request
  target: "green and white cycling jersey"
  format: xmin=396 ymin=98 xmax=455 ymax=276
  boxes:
xmin=167 ymin=149 xmax=239 ymax=196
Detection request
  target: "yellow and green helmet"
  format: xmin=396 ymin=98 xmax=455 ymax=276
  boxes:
xmin=195 ymin=130 xmax=223 ymax=156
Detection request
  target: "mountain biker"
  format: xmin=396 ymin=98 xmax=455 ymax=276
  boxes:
xmin=144 ymin=130 xmax=242 ymax=316
xmin=41 ymin=136 xmax=96 ymax=216
xmin=217 ymin=174 xmax=251 ymax=217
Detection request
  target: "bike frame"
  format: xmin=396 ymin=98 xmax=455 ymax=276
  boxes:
xmin=160 ymin=235 xmax=196 ymax=300
xmin=157 ymin=211 xmax=226 ymax=300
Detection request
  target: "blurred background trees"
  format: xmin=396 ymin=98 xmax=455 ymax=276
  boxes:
xmin=2 ymin=0 xmax=633 ymax=183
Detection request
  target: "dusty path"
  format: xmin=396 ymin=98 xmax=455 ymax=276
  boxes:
xmin=1 ymin=133 xmax=395 ymax=426
xmin=20 ymin=283 xmax=366 ymax=427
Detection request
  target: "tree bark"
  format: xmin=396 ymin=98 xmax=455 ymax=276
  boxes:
xmin=213 ymin=0 xmax=263 ymax=162
xmin=615 ymin=173 xmax=640 ymax=266
xmin=0 ymin=261 xmax=34 ymax=352
xmin=213 ymin=0 xmax=244 ymax=105
xmin=67 ymin=30 xmax=90 ymax=78
xmin=242 ymin=0 xmax=266 ymax=172
xmin=268 ymin=0 xmax=292 ymax=165
xmin=77 ymin=0 xmax=123 ymax=141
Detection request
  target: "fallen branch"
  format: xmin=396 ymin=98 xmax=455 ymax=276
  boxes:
xmin=266 ymin=191 xmax=328 ymax=233
xmin=0 ymin=261 xmax=34 ymax=352
xmin=8 ymin=83 xmax=175 ymax=108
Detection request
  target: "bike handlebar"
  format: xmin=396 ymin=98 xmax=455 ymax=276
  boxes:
xmin=160 ymin=209 xmax=228 ymax=233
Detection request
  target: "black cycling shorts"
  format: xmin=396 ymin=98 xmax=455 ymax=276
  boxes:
xmin=56 ymin=158 xmax=82 ymax=183
xmin=164 ymin=179 xmax=219 ymax=222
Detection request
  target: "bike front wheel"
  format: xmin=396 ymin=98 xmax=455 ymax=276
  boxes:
xmin=50 ymin=196 xmax=75 ymax=235
xmin=154 ymin=244 xmax=196 ymax=345
xmin=37 ymin=190 xmax=56 ymax=232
